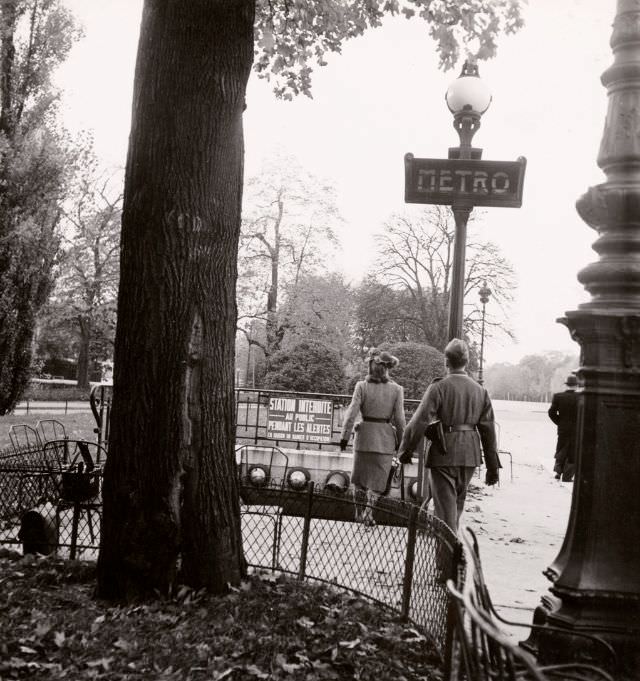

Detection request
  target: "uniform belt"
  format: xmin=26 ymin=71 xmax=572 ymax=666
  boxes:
xmin=362 ymin=417 xmax=390 ymax=423
xmin=444 ymin=424 xmax=476 ymax=433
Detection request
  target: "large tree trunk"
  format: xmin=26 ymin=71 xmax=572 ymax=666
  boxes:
xmin=97 ymin=0 xmax=255 ymax=600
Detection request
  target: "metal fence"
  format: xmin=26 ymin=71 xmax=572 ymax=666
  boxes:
xmin=0 ymin=441 xmax=104 ymax=560
xmin=240 ymin=478 xmax=461 ymax=654
xmin=0 ymin=453 xmax=461 ymax=659
xmin=235 ymin=387 xmax=422 ymax=450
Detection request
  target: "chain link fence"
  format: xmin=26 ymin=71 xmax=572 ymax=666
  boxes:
xmin=240 ymin=478 xmax=461 ymax=654
xmin=0 ymin=451 xmax=462 ymax=659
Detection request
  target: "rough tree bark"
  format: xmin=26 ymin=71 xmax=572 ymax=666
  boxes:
xmin=96 ymin=0 xmax=254 ymax=599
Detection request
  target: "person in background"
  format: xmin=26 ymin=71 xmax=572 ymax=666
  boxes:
xmin=398 ymin=338 xmax=500 ymax=533
xmin=548 ymin=373 xmax=579 ymax=482
xmin=340 ymin=349 xmax=405 ymax=527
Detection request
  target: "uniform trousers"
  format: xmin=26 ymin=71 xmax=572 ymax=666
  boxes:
xmin=428 ymin=465 xmax=476 ymax=532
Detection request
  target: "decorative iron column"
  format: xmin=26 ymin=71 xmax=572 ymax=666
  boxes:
xmin=535 ymin=1 xmax=640 ymax=673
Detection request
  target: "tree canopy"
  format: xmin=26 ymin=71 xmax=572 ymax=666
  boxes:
xmin=254 ymin=0 xmax=525 ymax=98
xmin=237 ymin=155 xmax=342 ymax=357
xmin=0 ymin=0 xmax=81 ymax=413
xmin=356 ymin=208 xmax=516 ymax=353
xmin=262 ymin=340 xmax=347 ymax=394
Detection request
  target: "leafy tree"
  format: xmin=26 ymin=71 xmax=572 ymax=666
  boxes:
xmin=279 ymin=273 xmax=354 ymax=357
xmin=43 ymin=163 xmax=122 ymax=389
xmin=99 ymin=0 xmax=525 ymax=600
xmin=369 ymin=208 xmax=516 ymax=351
xmin=254 ymin=0 xmax=524 ymax=98
xmin=382 ymin=342 xmax=445 ymax=400
xmin=0 ymin=0 xmax=81 ymax=413
xmin=354 ymin=276 xmax=430 ymax=353
xmin=237 ymin=155 xmax=341 ymax=357
xmin=263 ymin=341 xmax=346 ymax=394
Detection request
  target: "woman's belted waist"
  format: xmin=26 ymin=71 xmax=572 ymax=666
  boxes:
xmin=443 ymin=424 xmax=477 ymax=432
xmin=362 ymin=416 xmax=391 ymax=423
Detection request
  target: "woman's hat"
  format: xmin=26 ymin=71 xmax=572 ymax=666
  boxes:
xmin=364 ymin=348 xmax=399 ymax=368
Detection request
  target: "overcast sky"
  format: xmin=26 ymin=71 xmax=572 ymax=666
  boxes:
xmin=58 ymin=0 xmax=615 ymax=365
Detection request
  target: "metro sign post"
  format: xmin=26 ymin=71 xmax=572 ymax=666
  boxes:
xmin=404 ymin=61 xmax=526 ymax=341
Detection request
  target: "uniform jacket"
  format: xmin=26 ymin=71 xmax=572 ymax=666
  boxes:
xmin=548 ymin=390 xmax=578 ymax=436
xmin=341 ymin=379 xmax=405 ymax=454
xmin=399 ymin=371 xmax=499 ymax=469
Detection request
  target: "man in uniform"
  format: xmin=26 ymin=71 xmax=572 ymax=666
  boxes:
xmin=548 ymin=373 xmax=579 ymax=482
xmin=398 ymin=338 xmax=500 ymax=532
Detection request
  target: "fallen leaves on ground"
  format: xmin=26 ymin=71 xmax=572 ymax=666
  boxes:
xmin=0 ymin=550 xmax=442 ymax=680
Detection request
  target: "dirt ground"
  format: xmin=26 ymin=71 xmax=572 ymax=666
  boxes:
xmin=465 ymin=399 xmax=572 ymax=629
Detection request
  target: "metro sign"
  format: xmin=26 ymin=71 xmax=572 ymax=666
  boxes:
xmin=404 ymin=154 xmax=527 ymax=208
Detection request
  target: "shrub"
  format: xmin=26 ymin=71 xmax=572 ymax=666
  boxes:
xmin=262 ymin=342 xmax=346 ymax=394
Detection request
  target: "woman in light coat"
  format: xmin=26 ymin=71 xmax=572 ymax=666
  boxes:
xmin=340 ymin=349 xmax=405 ymax=526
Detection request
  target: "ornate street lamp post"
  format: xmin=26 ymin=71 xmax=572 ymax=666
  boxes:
xmin=478 ymin=281 xmax=491 ymax=385
xmin=405 ymin=65 xmax=524 ymax=344
xmin=534 ymin=1 xmax=640 ymax=674
xmin=444 ymin=62 xmax=491 ymax=340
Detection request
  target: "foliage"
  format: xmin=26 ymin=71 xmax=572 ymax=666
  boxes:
xmin=484 ymin=351 xmax=579 ymax=401
xmin=20 ymin=382 xmax=91 ymax=402
xmin=279 ymin=273 xmax=355 ymax=356
xmin=0 ymin=553 xmax=441 ymax=680
xmin=254 ymin=0 xmax=525 ymax=98
xmin=238 ymin=155 xmax=343 ymax=358
xmin=360 ymin=208 xmax=516 ymax=352
xmin=382 ymin=342 xmax=445 ymax=400
xmin=353 ymin=276 xmax=429 ymax=351
xmin=39 ymin=158 xmax=122 ymax=389
xmin=263 ymin=341 xmax=347 ymax=394
xmin=0 ymin=0 xmax=81 ymax=414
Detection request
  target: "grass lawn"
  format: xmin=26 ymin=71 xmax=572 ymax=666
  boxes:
xmin=0 ymin=551 xmax=442 ymax=680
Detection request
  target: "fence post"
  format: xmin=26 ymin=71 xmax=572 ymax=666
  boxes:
xmin=298 ymin=481 xmax=314 ymax=581
xmin=443 ymin=540 xmax=464 ymax=681
xmin=401 ymin=504 xmax=419 ymax=620
xmin=65 ymin=400 xmax=68 ymax=415
xmin=26 ymin=399 xmax=30 ymax=415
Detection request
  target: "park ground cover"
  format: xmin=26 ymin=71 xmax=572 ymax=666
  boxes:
xmin=0 ymin=550 xmax=441 ymax=680
xmin=0 ymin=401 xmax=571 ymax=677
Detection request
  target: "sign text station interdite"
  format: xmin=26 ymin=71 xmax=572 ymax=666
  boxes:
xmin=267 ymin=397 xmax=334 ymax=444
xmin=404 ymin=155 xmax=527 ymax=208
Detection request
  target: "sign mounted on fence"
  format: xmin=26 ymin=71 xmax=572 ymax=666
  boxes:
xmin=267 ymin=397 xmax=334 ymax=443
xmin=404 ymin=154 xmax=527 ymax=208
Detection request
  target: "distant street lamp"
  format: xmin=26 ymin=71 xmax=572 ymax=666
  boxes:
xmin=478 ymin=281 xmax=491 ymax=385
xmin=444 ymin=62 xmax=491 ymax=340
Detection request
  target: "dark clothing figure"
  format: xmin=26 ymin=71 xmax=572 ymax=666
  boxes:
xmin=398 ymin=339 xmax=500 ymax=533
xmin=548 ymin=383 xmax=578 ymax=482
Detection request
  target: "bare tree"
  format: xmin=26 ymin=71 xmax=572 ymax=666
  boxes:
xmin=52 ymin=165 xmax=122 ymax=388
xmin=371 ymin=207 xmax=516 ymax=350
xmin=237 ymin=155 xmax=341 ymax=357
